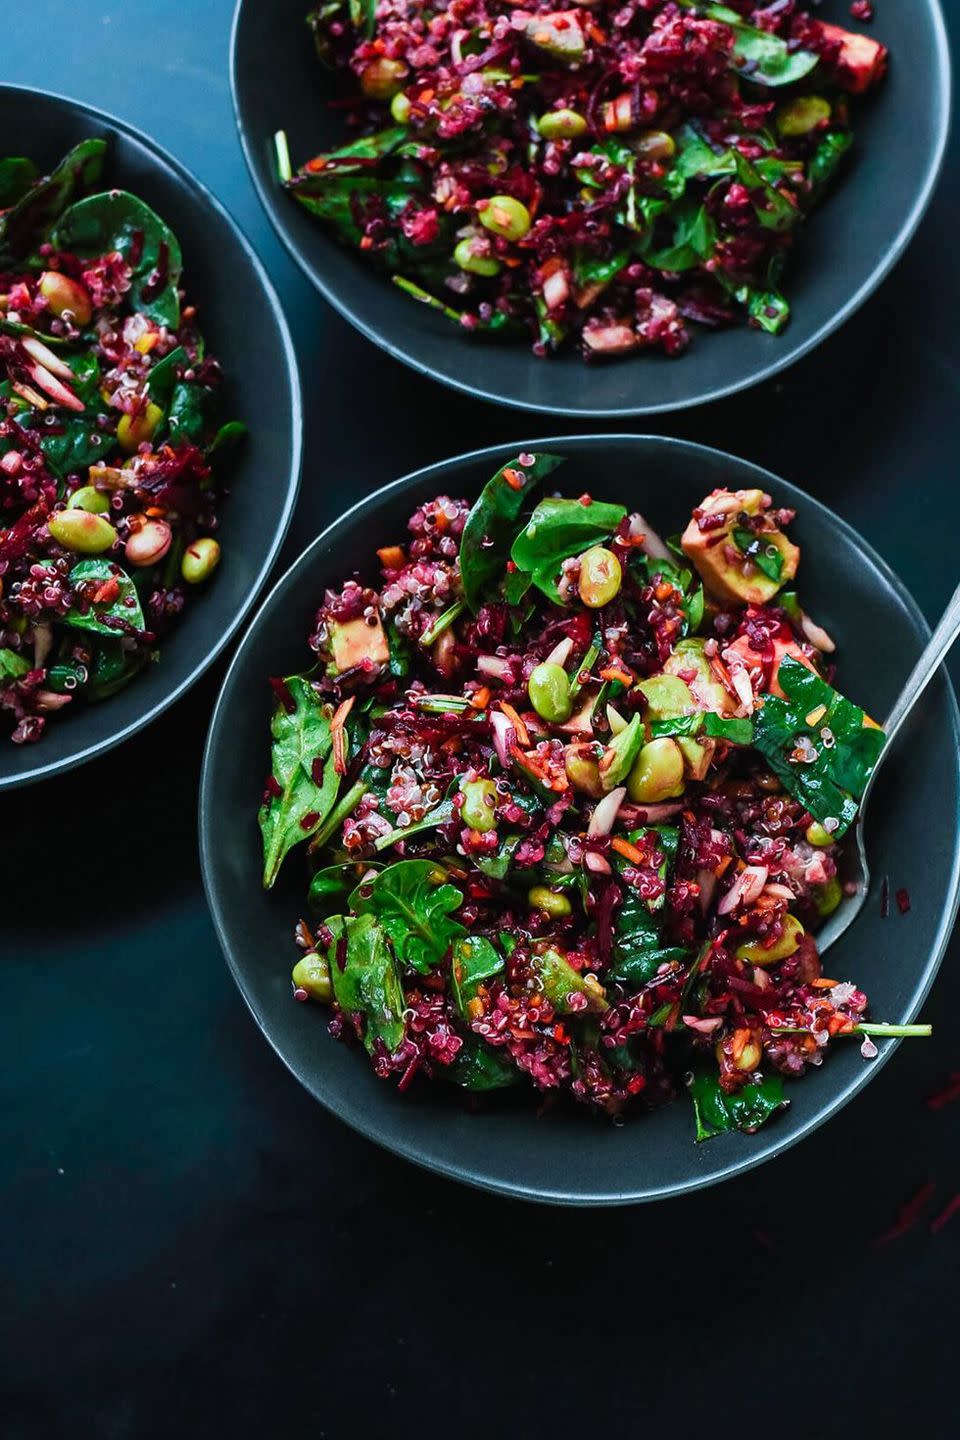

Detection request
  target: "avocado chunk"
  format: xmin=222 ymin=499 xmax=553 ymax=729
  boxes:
xmin=681 ymin=488 xmax=799 ymax=605
xmin=664 ymin=639 xmax=734 ymax=715
xmin=635 ymin=673 xmax=697 ymax=720
xmin=329 ymin=615 xmax=389 ymax=675
xmin=525 ymin=11 xmax=586 ymax=62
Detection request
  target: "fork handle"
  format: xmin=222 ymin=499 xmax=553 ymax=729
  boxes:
xmin=882 ymin=578 xmax=960 ymax=750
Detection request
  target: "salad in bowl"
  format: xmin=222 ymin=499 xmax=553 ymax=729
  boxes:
xmin=257 ymin=451 xmax=928 ymax=1142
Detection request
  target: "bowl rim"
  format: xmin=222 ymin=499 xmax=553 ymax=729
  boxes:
xmin=230 ymin=0 xmax=952 ymax=419
xmin=199 ymin=433 xmax=960 ymax=1205
xmin=0 ymin=82 xmax=304 ymax=792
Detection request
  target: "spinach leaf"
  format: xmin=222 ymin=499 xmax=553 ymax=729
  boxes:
xmin=0 ymin=157 xmax=38 ymax=208
xmin=642 ymin=198 xmax=717 ymax=272
xmin=689 ymin=1068 xmax=787 ymax=1141
xmin=0 ymin=138 xmax=107 ymax=260
xmin=86 ymin=638 xmax=144 ymax=700
xmin=167 ymin=381 xmax=210 ymax=442
xmin=807 ymin=131 xmax=855 ymax=198
xmin=572 ymin=248 xmax=631 ymax=293
xmin=348 ymin=0 xmax=377 ymax=39
xmin=349 ymin=859 xmax=465 ymax=973
xmin=371 ymin=795 xmax=455 ymax=852
xmin=511 ymin=495 xmax=626 ymax=603
xmin=609 ymin=827 xmax=686 ymax=985
xmin=292 ymin=126 xmax=408 ymax=180
xmin=0 ymin=647 xmax=30 ymax=680
xmin=36 ymin=352 xmax=108 ymax=480
xmin=451 ymin=935 xmax=504 ymax=1016
xmin=145 ymin=344 xmax=187 ymax=409
xmin=259 ymin=676 xmax=340 ymax=887
xmin=697 ymin=4 xmax=820 ymax=86
xmin=732 ymin=527 xmax=784 ymax=581
xmin=63 ymin=559 xmax=144 ymax=635
xmin=50 ymin=190 xmax=183 ymax=327
xmin=672 ymin=124 xmax=735 ymax=181
xmin=459 ymin=451 xmax=565 ymax=613
xmin=326 ymin=914 xmax=406 ymax=1056
xmin=447 ymin=1037 xmax=519 ymax=1091
xmin=206 ymin=420 xmax=248 ymax=456
xmin=533 ymin=948 xmax=605 ymax=1013
xmin=732 ymin=152 xmax=800 ymax=233
xmin=308 ymin=861 xmax=380 ymax=914
xmin=751 ymin=657 xmax=885 ymax=837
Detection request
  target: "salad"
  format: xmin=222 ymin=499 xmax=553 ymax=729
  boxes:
xmin=0 ymin=140 xmax=244 ymax=744
xmin=260 ymin=453 xmax=928 ymax=1141
xmin=280 ymin=2 xmax=887 ymax=360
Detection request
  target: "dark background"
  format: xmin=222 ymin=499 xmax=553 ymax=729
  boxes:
xmin=2 ymin=3 xmax=958 ymax=1436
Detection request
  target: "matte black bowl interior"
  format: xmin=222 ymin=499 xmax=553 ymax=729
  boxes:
xmin=200 ymin=436 xmax=960 ymax=1204
xmin=231 ymin=0 xmax=950 ymax=417
xmin=0 ymin=86 xmax=302 ymax=791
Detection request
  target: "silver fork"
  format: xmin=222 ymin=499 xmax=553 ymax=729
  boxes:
xmin=818 ymin=579 xmax=960 ymax=954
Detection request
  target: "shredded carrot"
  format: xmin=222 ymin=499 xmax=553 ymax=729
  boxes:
xmin=144 ymin=505 xmax=167 ymax=518
xmin=377 ymin=544 xmax=405 ymax=568
xmin=710 ymin=655 xmax=738 ymax=698
xmin=654 ymin=582 xmax=676 ymax=603
xmin=611 ymin=836 xmax=644 ymax=865
xmin=811 ymin=977 xmax=839 ymax=989
xmin=359 ymin=236 xmax=374 ymax=251
xmin=502 ymin=467 xmax=525 ymax=491
xmin=600 ymin=665 xmax=633 ymax=685
xmin=731 ymin=1027 xmax=751 ymax=1061
xmin=714 ymin=855 xmax=733 ymax=878
xmin=500 ymin=700 xmax=529 ymax=746
xmin=469 ymin=686 xmax=491 ymax=710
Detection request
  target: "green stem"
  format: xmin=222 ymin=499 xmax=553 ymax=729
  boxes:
xmin=373 ymin=797 xmax=455 ymax=852
xmin=392 ymin=275 xmax=462 ymax=323
xmin=309 ymin=780 xmax=367 ymax=853
xmin=274 ymin=130 xmax=293 ymax=184
xmin=774 ymin=1023 xmax=932 ymax=1039
xmin=419 ymin=599 xmax=465 ymax=648
xmin=568 ymin=634 xmax=601 ymax=704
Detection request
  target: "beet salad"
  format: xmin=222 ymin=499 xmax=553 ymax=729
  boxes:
xmin=280 ymin=1 xmax=887 ymax=361
xmin=257 ymin=452 xmax=932 ymax=1140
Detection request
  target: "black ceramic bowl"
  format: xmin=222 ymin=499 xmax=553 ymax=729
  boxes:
xmin=231 ymin=0 xmax=949 ymax=417
xmin=200 ymin=435 xmax=960 ymax=1204
xmin=0 ymin=87 xmax=302 ymax=791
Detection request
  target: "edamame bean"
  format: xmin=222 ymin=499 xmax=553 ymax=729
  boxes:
xmin=462 ymin=778 xmax=498 ymax=831
xmin=528 ymin=661 xmax=572 ymax=724
xmin=777 ymin=95 xmax=831 ymax=137
xmin=578 ymin=546 xmax=621 ymax=607
xmin=69 ymin=486 xmax=110 ymax=515
xmin=182 ymin=537 xmax=221 ymax=584
xmin=536 ymin=109 xmax=587 ymax=141
xmin=38 ymin=270 xmax=93 ymax=326
xmin=626 ymin=738 xmax=685 ymax=803
xmin=292 ymin=953 xmax=333 ymax=1002
xmin=117 ymin=402 xmax=163 ymax=454
xmin=805 ymin=821 xmax=835 ymax=847
xmin=736 ymin=914 xmax=804 ymax=966
xmin=527 ymin=886 xmax=572 ymax=918
xmin=453 ymin=238 xmax=501 ymax=277
xmin=478 ymin=195 xmax=531 ymax=242
xmin=48 ymin=509 xmax=117 ymax=554
xmin=360 ymin=57 xmax=407 ymax=100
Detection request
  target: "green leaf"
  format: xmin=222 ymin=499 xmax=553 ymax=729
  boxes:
xmin=371 ymin=796 xmax=455 ymax=851
xmin=348 ymin=0 xmax=376 ymax=39
xmin=145 ymin=345 xmax=187 ymax=408
xmin=510 ymin=495 xmax=626 ymax=603
xmin=699 ymin=4 xmax=820 ymax=86
xmin=732 ymin=527 xmax=784 ymax=581
xmin=732 ymin=151 xmax=800 ymax=233
xmin=689 ymin=1068 xmax=787 ymax=1142
xmin=751 ymin=657 xmax=885 ymax=837
xmin=166 ymin=381 xmax=210 ymax=442
xmin=572 ymin=248 xmax=631 ymax=292
xmin=50 ymin=190 xmax=183 ymax=327
xmin=533 ymin=948 xmax=605 ymax=1014
xmin=599 ymin=712 xmax=644 ymax=790
xmin=459 ymin=451 xmax=565 ymax=613
xmin=308 ymin=861 xmax=379 ymax=915
xmin=642 ymin=198 xmax=717 ymax=272
xmin=450 ymin=935 xmax=504 ymax=1017
xmin=672 ymin=124 xmax=736 ymax=181
xmin=0 ymin=157 xmax=38 ymax=208
xmin=326 ymin=914 xmax=406 ymax=1056
xmin=85 ymin=638 xmax=144 ymax=700
xmin=807 ymin=130 xmax=855 ymax=198
xmin=292 ymin=126 xmax=408 ymax=180
xmin=0 ymin=647 xmax=30 ymax=680
xmin=34 ymin=353 xmax=107 ymax=480
xmin=447 ymin=1037 xmax=519 ymax=1091
xmin=259 ymin=676 xmax=340 ymax=887
xmin=206 ymin=420 xmax=248 ymax=457
xmin=63 ymin=559 xmax=145 ymax=635
xmin=0 ymin=138 xmax=107 ymax=261
xmin=349 ymin=859 xmax=465 ymax=974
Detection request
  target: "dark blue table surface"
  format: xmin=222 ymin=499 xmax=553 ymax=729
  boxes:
xmin=2 ymin=4 xmax=958 ymax=1436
